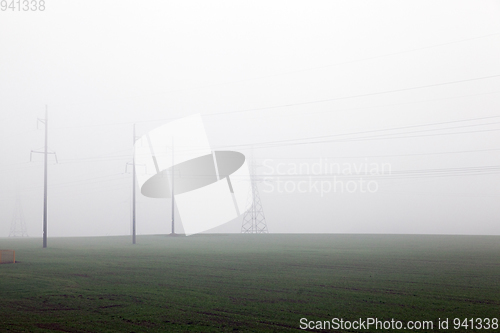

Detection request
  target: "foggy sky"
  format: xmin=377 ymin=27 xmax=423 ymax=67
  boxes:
xmin=1 ymin=1 xmax=500 ymax=238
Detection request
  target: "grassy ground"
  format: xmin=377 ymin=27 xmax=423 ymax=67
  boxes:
xmin=0 ymin=234 xmax=499 ymax=332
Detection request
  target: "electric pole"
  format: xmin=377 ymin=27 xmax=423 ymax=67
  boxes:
xmin=43 ymin=106 xmax=48 ymax=247
xmin=132 ymin=124 xmax=136 ymax=244
xmin=30 ymin=105 xmax=57 ymax=248
xmin=9 ymin=195 xmax=29 ymax=237
xmin=241 ymin=151 xmax=269 ymax=234
xmin=126 ymin=125 xmax=145 ymax=244
xmin=170 ymin=137 xmax=176 ymax=236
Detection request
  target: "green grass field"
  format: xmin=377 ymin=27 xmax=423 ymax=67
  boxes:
xmin=1 ymin=234 xmax=499 ymax=332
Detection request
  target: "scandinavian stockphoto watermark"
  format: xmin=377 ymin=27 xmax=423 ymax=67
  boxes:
xmin=299 ymin=317 xmax=499 ymax=331
xmin=261 ymin=158 xmax=392 ymax=196
xmin=300 ymin=317 xmax=434 ymax=331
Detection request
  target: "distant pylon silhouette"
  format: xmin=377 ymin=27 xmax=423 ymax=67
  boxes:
xmin=241 ymin=155 xmax=268 ymax=233
xmin=9 ymin=196 xmax=29 ymax=237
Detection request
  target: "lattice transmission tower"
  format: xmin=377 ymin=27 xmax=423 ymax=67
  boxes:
xmin=241 ymin=156 xmax=268 ymax=233
xmin=9 ymin=196 xmax=29 ymax=237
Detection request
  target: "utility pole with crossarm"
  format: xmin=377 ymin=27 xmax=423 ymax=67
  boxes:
xmin=30 ymin=105 xmax=57 ymax=248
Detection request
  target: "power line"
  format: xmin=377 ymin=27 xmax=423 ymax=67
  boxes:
xmin=257 ymin=147 xmax=500 ymax=160
xmin=218 ymin=117 xmax=500 ymax=150
xmin=238 ymin=128 xmax=500 ymax=150
xmin=132 ymin=114 xmax=500 ymax=153
xmin=256 ymin=165 xmax=500 ymax=180
xmin=330 ymin=127 xmax=500 ymax=143
xmin=208 ymin=74 xmax=500 ymax=117
xmin=0 ymin=129 xmax=38 ymax=141
xmin=225 ymin=90 xmax=500 ymax=122
xmin=49 ymin=74 xmax=500 ymax=131
xmin=345 ymin=121 xmax=500 ymax=138
xmin=58 ymin=154 xmax=130 ymax=164
xmin=49 ymin=173 xmax=127 ymax=190
xmin=264 ymin=32 xmax=500 ymax=77
xmin=236 ymin=115 xmax=500 ymax=148
xmin=46 ymin=31 xmax=500 ymax=110
xmin=1 ymin=181 xmax=130 ymax=201
xmin=4 ymin=115 xmax=499 ymax=176
xmin=17 ymin=172 xmax=127 ymax=193
xmin=51 ymin=117 xmax=500 ymax=160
